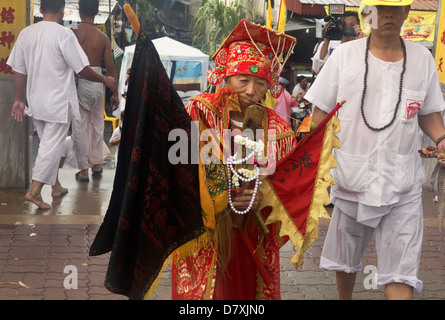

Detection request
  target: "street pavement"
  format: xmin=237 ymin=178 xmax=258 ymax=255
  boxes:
xmin=0 ymin=162 xmax=444 ymax=300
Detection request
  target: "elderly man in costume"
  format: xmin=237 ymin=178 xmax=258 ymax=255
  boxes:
xmin=306 ymin=0 xmax=445 ymax=299
xmin=170 ymin=20 xmax=298 ymax=300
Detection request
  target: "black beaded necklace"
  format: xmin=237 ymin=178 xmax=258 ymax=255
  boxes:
xmin=360 ymin=35 xmax=407 ymax=131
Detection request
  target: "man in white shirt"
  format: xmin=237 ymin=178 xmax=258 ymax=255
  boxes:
xmin=305 ymin=0 xmax=445 ymax=299
xmin=8 ymin=0 xmax=116 ymax=209
xmin=291 ymin=75 xmax=310 ymax=101
xmin=311 ymin=39 xmax=340 ymax=75
xmin=312 ymin=11 xmax=366 ymax=75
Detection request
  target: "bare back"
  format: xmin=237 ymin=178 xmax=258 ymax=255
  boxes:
xmin=75 ymin=18 xmax=118 ymax=108
xmin=76 ymin=23 xmax=110 ymax=67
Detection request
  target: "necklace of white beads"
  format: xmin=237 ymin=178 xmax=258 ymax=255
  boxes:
xmin=227 ymin=135 xmax=264 ymax=215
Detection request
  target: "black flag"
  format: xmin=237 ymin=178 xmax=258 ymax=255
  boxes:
xmin=89 ymin=31 xmax=205 ymax=300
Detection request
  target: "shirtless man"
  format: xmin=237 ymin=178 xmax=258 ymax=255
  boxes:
xmin=8 ymin=0 xmax=116 ymax=209
xmin=71 ymin=0 xmax=119 ymax=182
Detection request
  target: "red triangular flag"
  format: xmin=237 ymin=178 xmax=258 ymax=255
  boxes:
xmin=261 ymin=102 xmax=343 ymax=268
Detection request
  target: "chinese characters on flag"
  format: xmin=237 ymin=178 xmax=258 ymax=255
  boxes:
xmin=435 ymin=2 xmax=445 ymax=84
xmin=0 ymin=0 xmax=26 ymax=76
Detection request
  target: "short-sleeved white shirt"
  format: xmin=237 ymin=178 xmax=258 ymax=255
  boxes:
xmin=311 ymin=40 xmax=340 ymax=74
xmin=7 ymin=21 xmax=89 ymax=123
xmin=305 ymin=37 xmax=445 ymax=207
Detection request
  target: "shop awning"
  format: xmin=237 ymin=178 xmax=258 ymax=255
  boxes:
xmin=286 ymin=0 xmax=326 ymax=16
xmin=285 ymin=17 xmax=317 ymax=32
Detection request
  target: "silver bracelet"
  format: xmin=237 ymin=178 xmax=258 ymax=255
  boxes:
xmin=435 ymin=134 xmax=445 ymax=146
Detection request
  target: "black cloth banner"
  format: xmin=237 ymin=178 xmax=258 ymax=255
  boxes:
xmin=89 ymin=30 xmax=205 ymax=300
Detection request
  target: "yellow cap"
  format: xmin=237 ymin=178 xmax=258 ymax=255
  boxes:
xmin=361 ymin=0 xmax=412 ymax=6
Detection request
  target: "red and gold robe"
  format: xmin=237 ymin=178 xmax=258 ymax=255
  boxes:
xmin=170 ymin=87 xmax=296 ymax=300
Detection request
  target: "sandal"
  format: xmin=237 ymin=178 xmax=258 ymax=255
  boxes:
xmin=75 ymin=171 xmax=89 ymax=182
xmin=92 ymin=167 xmax=103 ymax=178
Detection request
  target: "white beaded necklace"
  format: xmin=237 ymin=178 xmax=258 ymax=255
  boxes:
xmin=227 ymin=135 xmax=264 ymax=215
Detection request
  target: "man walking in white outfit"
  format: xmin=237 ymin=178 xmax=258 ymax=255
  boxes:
xmin=8 ymin=0 xmax=116 ymax=209
xmin=306 ymin=0 xmax=445 ymax=299
xmin=72 ymin=0 xmax=119 ymax=182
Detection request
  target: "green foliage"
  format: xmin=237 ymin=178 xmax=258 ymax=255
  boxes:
xmin=192 ymin=0 xmax=254 ymax=55
xmin=134 ymin=0 xmax=157 ymax=23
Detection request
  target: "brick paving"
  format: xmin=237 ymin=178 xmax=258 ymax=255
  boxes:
xmin=0 ymin=224 xmax=124 ymax=300
xmin=0 ymin=165 xmax=444 ymax=300
xmin=0 ymin=221 xmax=443 ymax=300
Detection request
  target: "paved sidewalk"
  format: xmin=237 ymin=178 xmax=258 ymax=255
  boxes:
xmin=0 ymin=222 xmax=444 ymax=300
xmin=0 ymin=168 xmax=444 ymax=300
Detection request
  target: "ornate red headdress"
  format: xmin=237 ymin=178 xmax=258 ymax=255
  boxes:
xmin=208 ymin=19 xmax=296 ymax=98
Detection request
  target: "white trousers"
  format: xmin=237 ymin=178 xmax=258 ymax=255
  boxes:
xmin=33 ymin=119 xmax=70 ymax=185
xmin=320 ymin=194 xmax=424 ymax=293
xmin=72 ymin=73 xmax=104 ymax=171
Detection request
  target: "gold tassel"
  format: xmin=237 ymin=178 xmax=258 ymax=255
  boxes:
xmin=143 ymin=258 xmax=169 ymax=300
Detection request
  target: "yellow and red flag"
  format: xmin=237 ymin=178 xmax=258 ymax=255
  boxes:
xmin=277 ymin=0 xmax=287 ymax=33
xmin=435 ymin=1 xmax=445 ymax=84
xmin=260 ymin=102 xmax=342 ymax=268
xmin=267 ymin=0 xmax=287 ymax=32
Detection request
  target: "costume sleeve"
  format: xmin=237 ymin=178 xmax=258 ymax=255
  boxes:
xmin=418 ymin=53 xmax=445 ymax=115
xmin=305 ymin=50 xmax=340 ymax=114
xmin=60 ymin=31 xmax=90 ymax=74
xmin=6 ymin=33 xmax=26 ymax=74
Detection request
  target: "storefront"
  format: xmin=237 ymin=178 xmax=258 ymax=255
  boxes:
xmin=286 ymin=0 xmax=438 ymax=49
xmin=0 ymin=0 xmax=27 ymax=77
xmin=0 ymin=0 xmax=32 ymax=188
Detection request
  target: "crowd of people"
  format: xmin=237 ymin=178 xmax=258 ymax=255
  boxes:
xmin=7 ymin=0 xmax=445 ymax=300
xmin=9 ymin=0 xmax=119 ymax=209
